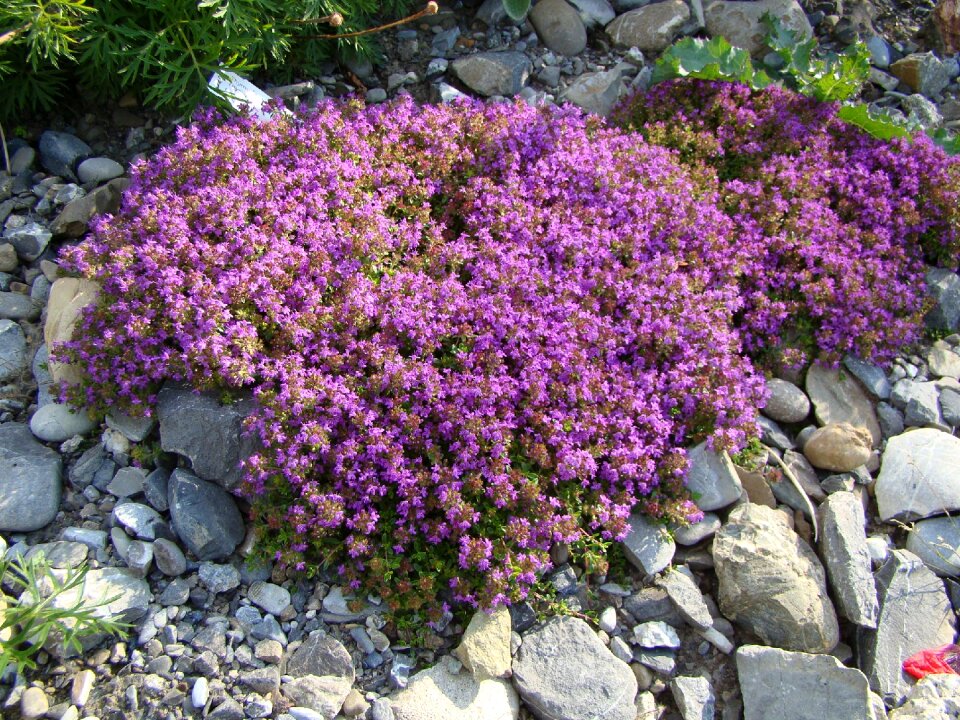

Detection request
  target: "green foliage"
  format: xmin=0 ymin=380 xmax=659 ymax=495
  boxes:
xmin=730 ymin=436 xmax=766 ymax=471
xmin=0 ymin=552 xmax=129 ymax=676
xmin=653 ymin=15 xmax=959 ymax=153
xmin=0 ymin=0 xmax=415 ymax=122
xmin=501 ymin=0 xmax=531 ymax=21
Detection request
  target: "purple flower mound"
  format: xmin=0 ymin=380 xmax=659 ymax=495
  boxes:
xmin=57 ymin=97 xmax=764 ymax=614
xmin=611 ymin=79 xmax=960 ymax=368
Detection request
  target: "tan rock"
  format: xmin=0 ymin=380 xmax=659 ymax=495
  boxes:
xmin=391 ymin=660 xmax=520 ymax=720
xmin=803 ymin=422 xmax=873 ymax=472
xmin=530 ymin=0 xmax=588 ymax=56
xmin=805 ymin=364 xmax=881 ymax=447
xmin=44 ymin=278 xmax=101 ymax=386
xmin=934 ymin=0 xmax=960 ymax=54
xmin=606 ymin=1 xmax=690 ymax=52
xmin=0 ymin=244 xmax=18 ymax=273
xmin=454 ymin=605 xmax=512 ymax=679
xmin=704 ymin=0 xmax=811 ymax=55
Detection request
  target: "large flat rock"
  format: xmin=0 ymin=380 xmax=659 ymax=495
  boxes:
xmin=167 ymin=469 xmax=245 ymax=561
xmin=0 ymin=422 xmax=62 ymax=532
xmin=875 ymin=428 xmax=960 ymax=521
xmin=818 ymin=492 xmax=878 ymax=627
xmin=805 ymin=364 xmax=881 ymax=447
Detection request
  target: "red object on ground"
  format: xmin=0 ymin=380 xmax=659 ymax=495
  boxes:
xmin=903 ymin=645 xmax=960 ymax=679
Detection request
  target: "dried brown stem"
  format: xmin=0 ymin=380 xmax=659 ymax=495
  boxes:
xmin=301 ymin=2 xmax=438 ymax=40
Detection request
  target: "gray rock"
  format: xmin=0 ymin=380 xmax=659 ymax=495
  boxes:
xmin=622 ymin=514 xmax=675 ymax=575
xmin=929 ymin=342 xmax=960 ymax=379
xmin=656 ymin=568 xmax=713 ymax=630
xmin=143 ymin=467 xmax=171 ymax=512
xmin=942 ymin=387 xmax=960 ymax=427
xmin=857 ymin=550 xmax=955 ymax=703
xmin=758 ymin=416 xmax=795 ymax=450
xmin=670 ymin=676 xmax=715 ymax=720
xmin=906 ymin=515 xmax=960 ymax=576
xmin=567 ymin=0 xmax=616 ymax=28
xmin=633 ymin=620 xmax=681 ymax=649
xmin=805 ymin=364 xmax=881 ymax=447
xmin=365 ymin=88 xmax=387 ymax=103
xmin=199 ymin=562 xmax=241 ymax=593
xmin=0 ymin=422 xmax=62 ymax=532
xmin=513 ymin=616 xmax=638 ymax=720
xmin=713 ymin=503 xmax=839 ymax=653
xmin=865 ymin=35 xmax=890 ymax=68
xmin=888 ymin=673 xmax=960 ymax=720
xmin=77 ymin=157 xmax=124 ymax=184
xmin=3 ymin=222 xmax=52 ymax=262
xmin=61 ymin=527 xmax=108 ymax=550
xmin=251 ymin=614 xmax=287 ymax=644
xmin=875 ymin=428 xmax=960 ymax=521
xmin=904 ymin=93 xmax=943 ymax=129
xmin=736 ymin=645 xmax=875 ymax=720
xmin=876 ymin=402 xmax=905 ymax=439
xmin=240 ymin=666 xmax=280 ymax=693
xmin=125 ymin=540 xmax=153 ymax=577
xmin=623 ymin=587 xmax=684 ymax=626
xmin=818 ymin=492 xmax=878 ymax=628
xmin=167 ymin=469 xmax=245 ymax=560
xmin=451 ymin=52 xmax=532 ymax=97
xmin=49 ymin=178 xmax=129 ymax=238
xmin=209 ymin=698 xmax=244 ymax=720
xmin=0 ymin=319 xmax=27 ymax=382
xmin=890 ymin=379 xmax=943 ymax=427
xmin=926 ymin=268 xmax=960 ymax=332
xmin=0 ymin=292 xmax=40 ymax=321
xmin=39 ymin=131 xmax=92 ymax=180
xmin=890 ymin=52 xmax=952 ymax=97
xmin=673 ymin=513 xmax=721 ymax=545
xmin=763 ymin=378 xmax=810 ymax=423
xmin=10 ymin=146 xmax=35 ymax=174
xmin=635 ymin=649 xmax=676 ymax=675
xmin=30 ymin=402 xmax=97 ymax=442
xmin=107 ymin=467 xmax=146 ymax=497
xmin=562 ymin=69 xmax=623 ymax=116
xmin=704 ymin=0 xmax=811 ymax=56
xmin=152 ymin=537 xmax=187 ymax=576
xmin=606 ymin=1 xmax=690 ymax=52
xmin=843 ymin=356 xmax=891 ymax=400
xmin=530 ymin=0 xmax=587 ymax=55
xmin=281 ymin=676 xmax=352 ymax=719
xmin=287 ymin=632 xmax=355 ymax=682
xmin=781 ymin=450 xmax=826 ymax=501
xmin=24 ymin=541 xmax=88 ymax=568
xmin=157 ymin=383 xmax=254 ymax=490
xmin=685 ymin=441 xmax=743 ymax=511
xmin=248 ymin=581 xmax=291 ymax=616
xmin=391 ymin=662 xmax=519 ymax=720
xmin=105 ymin=411 xmax=155 ymax=442
xmin=112 ymin=502 xmax=169 ymax=541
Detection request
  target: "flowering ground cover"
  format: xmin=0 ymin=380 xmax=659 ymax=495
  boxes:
xmin=55 ymin=84 xmax=960 ymax=617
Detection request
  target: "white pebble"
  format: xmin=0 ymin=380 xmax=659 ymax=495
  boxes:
xmin=191 ymin=677 xmax=209 ymax=708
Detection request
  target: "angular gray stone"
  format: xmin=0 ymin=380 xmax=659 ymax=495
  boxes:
xmin=758 ymin=415 xmax=794 ymax=450
xmin=606 ymin=1 xmax=690 ymax=52
xmin=0 ymin=422 xmax=62 ymax=532
xmin=890 ymin=52 xmax=952 ymax=97
xmin=107 ymin=467 xmax=146 ymax=497
xmin=876 ymin=401 xmax=905 ymax=439
xmin=890 ymin=379 xmax=943 ymax=427
xmin=167 ymin=469 xmax=245 ymax=561
xmin=49 ymin=179 xmax=129 ymax=238
xmin=888 ymin=673 xmax=960 ymax=720
xmin=30 ymin=402 xmax=97 ymax=442
xmin=736 ymin=645 xmax=875 ymax=720
xmin=248 ymin=581 xmax=291 ymax=616
xmin=672 ymin=513 xmax=720 ymax=546
xmin=926 ymin=267 xmax=960 ymax=332
xmin=530 ymin=0 xmax=587 ymax=56
xmin=685 ymin=441 xmax=743 ymax=511
xmin=943 ymin=387 xmax=960 ymax=427
xmin=39 ymin=131 xmax=92 ymax=180
xmin=143 ymin=467 xmax=171 ymax=512
xmin=77 ymin=157 xmax=124 ymax=185
xmin=818 ymin=492 xmax=878 ymax=628
xmin=0 ymin=319 xmax=27 ymax=382
xmin=857 ymin=549 xmax=955 ymax=703
xmin=199 ymin=562 xmax=241 ymax=593
xmin=930 ymin=342 xmax=960 ymax=379
xmin=157 ymin=383 xmax=255 ymax=490
xmin=287 ymin=632 xmax=355 ymax=682
xmin=513 ymin=616 xmax=637 ymax=720
xmin=125 ymin=540 xmax=153 ymax=578
xmin=805 ymin=364 xmax=881 ymax=447
xmin=391 ymin=661 xmax=519 ymax=720
xmin=112 ymin=502 xmax=169 ymax=541
xmin=153 ymin=537 xmax=187 ymax=576
xmin=105 ymin=411 xmax=155 ymax=442
xmin=562 ymin=70 xmax=622 ymax=117
xmin=656 ymin=568 xmax=713 ymax=630
xmin=567 ymin=0 xmax=616 ymax=28
xmin=763 ymin=378 xmax=810 ymax=423
xmin=875 ymin=428 xmax=960 ymax=521
xmin=633 ymin=620 xmax=681 ymax=649
xmin=281 ymin=676 xmax=352 ymax=719
xmin=623 ymin=587 xmax=683 ymax=626
xmin=622 ymin=514 xmax=675 ymax=575
xmin=906 ymin=515 xmax=960 ymax=576
xmin=0 ymin=292 xmax=40 ymax=321
xmin=713 ymin=503 xmax=839 ymax=653
xmin=704 ymin=0 xmax=811 ymax=55
xmin=843 ymin=356 xmax=891 ymax=400
xmin=670 ymin=676 xmax=715 ymax=720
xmin=451 ymin=52 xmax=532 ymax=97
xmin=24 ymin=541 xmax=88 ymax=568
xmin=3 ymin=222 xmax=51 ymax=262
xmin=240 ymin=666 xmax=280 ymax=693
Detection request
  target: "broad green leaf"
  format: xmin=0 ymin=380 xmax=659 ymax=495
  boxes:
xmin=838 ymin=104 xmax=913 ymax=140
xmin=501 ymin=0 xmax=530 ymax=21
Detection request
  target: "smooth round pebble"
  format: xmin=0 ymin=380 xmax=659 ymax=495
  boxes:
xmin=77 ymin=157 xmax=125 ymax=184
xmin=192 ymin=677 xmax=209 ymax=708
xmin=21 ymin=687 xmax=49 ymax=720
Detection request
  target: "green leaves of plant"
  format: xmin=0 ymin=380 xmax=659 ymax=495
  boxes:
xmin=501 ymin=0 xmax=531 ymax=21
xmin=836 ymin=104 xmax=913 ymax=140
xmin=652 ymin=36 xmax=773 ymax=88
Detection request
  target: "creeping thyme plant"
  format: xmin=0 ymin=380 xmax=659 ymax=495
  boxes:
xmin=54 ymin=85 xmax=960 ymax=617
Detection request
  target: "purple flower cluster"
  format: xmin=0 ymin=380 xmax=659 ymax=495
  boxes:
xmin=56 ymin=85 xmax=958 ymax=612
xmin=612 ymin=79 xmax=960 ymax=367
